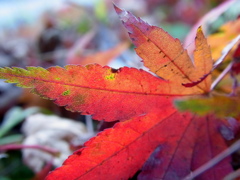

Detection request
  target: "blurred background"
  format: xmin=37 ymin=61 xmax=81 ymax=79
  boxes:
xmin=0 ymin=0 xmax=239 ymax=179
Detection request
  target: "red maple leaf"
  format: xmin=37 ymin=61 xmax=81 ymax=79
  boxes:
xmin=231 ymin=43 xmax=240 ymax=75
xmin=0 ymin=5 xmax=234 ymax=180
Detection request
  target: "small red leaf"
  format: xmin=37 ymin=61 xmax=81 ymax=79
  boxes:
xmin=232 ymin=43 xmax=240 ymax=75
xmin=233 ymin=43 xmax=240 ymax=59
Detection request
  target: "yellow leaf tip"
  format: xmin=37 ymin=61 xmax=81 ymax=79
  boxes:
xmin=197 ymin=26 xmax=203 ymax=33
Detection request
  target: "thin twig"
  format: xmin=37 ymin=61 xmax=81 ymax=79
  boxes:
xmin=213 ymin=35 xmax=240 ymax=69
xmin=85 ymin=115 xmax=94 ymax=135
xmin=183 ymin=139 xmax=240 ymax=180
xmin=0 ymin=144 xmax=59 ymax=156
xmin=210 ymin=62 xmax=233 ymax=91
xmin=224 ymin=168 xmax=240 ymax=180
xmin=210 ymin=36 xmax=240 ymax=91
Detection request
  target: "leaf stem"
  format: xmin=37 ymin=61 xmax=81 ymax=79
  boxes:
xmin=0 ymin=144 xmax=59 ymax=156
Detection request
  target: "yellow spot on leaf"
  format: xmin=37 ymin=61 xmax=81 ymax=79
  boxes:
xmin=105 ymin=73 xmax=116 ymax=80
xmin=62 ymin=90 xmax=70 ymax=96
xmin=105 ymin=69 xmax=117 ymax=80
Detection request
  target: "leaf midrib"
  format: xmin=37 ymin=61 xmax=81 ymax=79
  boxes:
xmin=2 ymin=72 xmax=200 ymax=97
xmin=75 ymin=110 xmax=178 ymax=180
xmin=133 ymin=24 xmax=207 ymax=93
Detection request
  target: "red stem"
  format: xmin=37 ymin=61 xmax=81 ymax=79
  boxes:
xmin=0 ymin=144 xmax=59 ymax=156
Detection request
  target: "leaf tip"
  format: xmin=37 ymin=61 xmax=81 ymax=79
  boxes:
xmin=113 ymin=4 xmax=130 ymax=23
xmin=196 ymin=26 xmax=205 ymax=38
xmin=197 ymin=26 xmax=203 ymax=32
xmin=113 ymin=3 xmax=121 ymax=14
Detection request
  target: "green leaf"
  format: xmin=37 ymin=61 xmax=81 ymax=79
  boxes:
xmin=0 ymin=107 xmax=40 ymax=138
xmin=0 ymin=134 xmax=23 ymax=145
xmin=175 ymin=95 xmax=240 ymax=118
